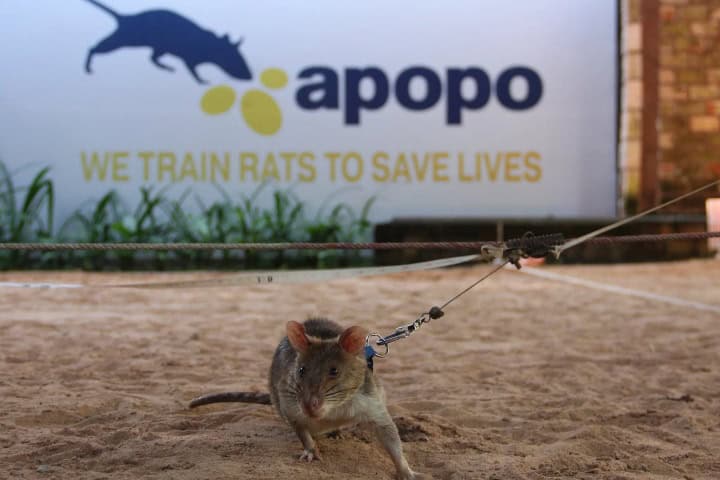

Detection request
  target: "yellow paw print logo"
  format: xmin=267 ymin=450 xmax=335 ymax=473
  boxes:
xmin=200 ymin=68 xmax=287 ymax=136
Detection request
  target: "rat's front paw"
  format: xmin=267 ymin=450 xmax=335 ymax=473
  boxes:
xmin=298 ymin=448 xmax=322 ymax=462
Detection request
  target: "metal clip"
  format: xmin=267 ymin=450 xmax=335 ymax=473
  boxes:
xmin=365 ymin=333 xmax=388 ymax=357
xmin=376 ymin=313 xmax=431 ymax=346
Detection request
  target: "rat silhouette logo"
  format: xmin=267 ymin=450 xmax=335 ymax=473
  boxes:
xmin=83 ymin=0 xmax=284 ymax=136
xmin=84 ymin=0 xmax=252 ymax=84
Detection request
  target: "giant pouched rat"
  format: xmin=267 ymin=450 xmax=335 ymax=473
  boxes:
xmin=189 ymin=318 xmax=420 ymax=480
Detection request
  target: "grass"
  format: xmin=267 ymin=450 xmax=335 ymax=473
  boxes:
xmin=0 ymin=160 xmax=376 ymax=270
xmin=0 ymin=161 xmax=55 ymax=268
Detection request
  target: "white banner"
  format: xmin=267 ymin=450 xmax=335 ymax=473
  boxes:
xmin=0 ymin=0 xmax=617 ymax=223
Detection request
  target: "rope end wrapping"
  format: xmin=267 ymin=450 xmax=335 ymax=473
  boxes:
xmin=502 ymin=232 xmax=565 ymax=268
xmin=428 ymin=306 xmax=444 ymax=320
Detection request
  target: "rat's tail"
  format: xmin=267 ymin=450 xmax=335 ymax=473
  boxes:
xmin=189 ymin=391 xmax=271 ymax=409
xmin=84 ymin=0 xmax=121 ymax=19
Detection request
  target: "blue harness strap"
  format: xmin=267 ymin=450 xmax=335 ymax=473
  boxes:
xmin=364 ymin=345 xmax=376 ymax=371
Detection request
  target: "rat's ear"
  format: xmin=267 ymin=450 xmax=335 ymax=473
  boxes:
xmin=338 ymin=326 xmax=367 ymax=355
xmin=287 ymin=321 xmax=309 ymax=353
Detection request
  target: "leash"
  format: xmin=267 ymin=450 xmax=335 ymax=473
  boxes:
xmin=363 ymin=233 xmax=561 ymax=366
xmin=364 ymin=178 xmax=720 ymax=365
xmin=555 ymin=178 xmax=720 ymax=256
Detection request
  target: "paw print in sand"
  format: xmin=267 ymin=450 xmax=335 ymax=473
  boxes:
xmin=200 ymin=68 xmax=288 ymax=136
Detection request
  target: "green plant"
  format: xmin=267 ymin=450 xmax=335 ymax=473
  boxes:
xmin=303 ymin=195 xmax=375 ymax=267
xmin=0 ymin=160 xmax=55 ymax=268
xmin=228 ymin=183 xmax=272 ymax=268
xmin=262 ymin=189 xmax=305 ymax=267
xmin=0 ymin=162 xmax=54 ymax=241
xmin=110 ymin=186 xmax=171 ymax=268
xmin=348 ymin=195 xmax=376 ymax=241
xmin=167 ymin=187 xmax=239 ymax=267
xmin=58 ymin=190 xmax=122 ymax=269
xmin=233 ymin=183 xmax=269 ymax=242
xmin=0 ymin=161 xmax=378 ymax=270
xmin=263 ymin=189 xmax=305 ymax=241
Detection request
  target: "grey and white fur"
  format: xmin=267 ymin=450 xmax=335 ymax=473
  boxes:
xmin=189 ymin=318 xmax=419 ymax=479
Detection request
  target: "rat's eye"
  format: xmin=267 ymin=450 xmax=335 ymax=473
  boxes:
xmin=298 ymin=366 xmax=305 ymax=378
xmin=328 ymin=367 xmax=339 ymax=378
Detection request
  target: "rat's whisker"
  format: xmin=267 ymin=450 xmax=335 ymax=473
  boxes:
xmin=323 ymin=384 xmax=341 ymax=395
xmin=324 ymin=388 xmax=356 ymax=399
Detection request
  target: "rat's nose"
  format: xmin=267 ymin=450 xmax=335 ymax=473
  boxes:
xmin=302 ymin=397 xmax=323 ymax=417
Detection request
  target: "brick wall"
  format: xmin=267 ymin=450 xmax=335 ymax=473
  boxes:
xmin=621 ymin=0 xmax=643 ymax=211
xmin=623 ymin=0 xmax=720 ymax=212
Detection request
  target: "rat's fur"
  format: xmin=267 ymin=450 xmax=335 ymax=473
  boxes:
xmin=190 ymin=318 xmax=417 ymax=479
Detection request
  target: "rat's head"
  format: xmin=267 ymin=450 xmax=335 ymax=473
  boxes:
xmin=213 ymin=34 xmax=252 ymax=80
xmin=286 ymin=321 xmax=368 ymax=419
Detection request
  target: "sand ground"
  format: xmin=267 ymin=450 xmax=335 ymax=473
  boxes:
xmin=1 ymin=260 xmax=719 ymax=479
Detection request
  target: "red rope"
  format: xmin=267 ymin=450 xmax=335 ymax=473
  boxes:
xmin=0 ymin=231 xmax=718 ymax=251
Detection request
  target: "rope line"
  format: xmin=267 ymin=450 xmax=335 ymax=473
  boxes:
xmin=1 ymin=231 xmax=718 ymax=252
xmin=439 ymin=260 xmax=510 ymax=311
xmin=557 ymin=178 xmax=720 ymax=254
xmin=515 ymin=266 xmax=720 ymax=314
